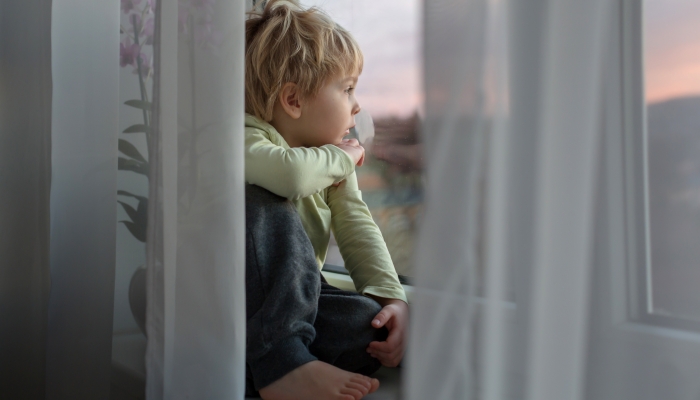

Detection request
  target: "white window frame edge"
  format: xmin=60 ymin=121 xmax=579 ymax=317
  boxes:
xmin=614 ymin=0 xmax=700 ymax=337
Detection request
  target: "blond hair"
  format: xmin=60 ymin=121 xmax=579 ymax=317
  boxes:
xmin=245 ymin=0 xmax=363 ymax=121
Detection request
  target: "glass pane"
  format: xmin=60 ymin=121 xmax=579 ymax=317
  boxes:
xmin=301 ymin=0 xmax=424 ymax=279
xmin=645 ymin=0 xmax=700 ymax=321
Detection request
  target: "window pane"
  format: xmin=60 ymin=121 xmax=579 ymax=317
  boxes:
xmin=301 ymin=0 xmax=424 ymax=278
xmin=645 ymin=0 xmax=700 ymax=321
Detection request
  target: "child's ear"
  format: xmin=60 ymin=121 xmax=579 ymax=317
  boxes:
xmin=278 ymin=82 xmax=302 ymax=119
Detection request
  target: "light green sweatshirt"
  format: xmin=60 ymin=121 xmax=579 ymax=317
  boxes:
xmin=245 ymin=114 xmax=407 ymax=303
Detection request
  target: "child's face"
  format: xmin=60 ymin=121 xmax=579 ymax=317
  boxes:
xmin=298 ymin=73 xmax=361 ymax=147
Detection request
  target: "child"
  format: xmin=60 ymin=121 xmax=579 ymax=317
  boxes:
xmin=244 ymin=1 xmax=408 ymax=399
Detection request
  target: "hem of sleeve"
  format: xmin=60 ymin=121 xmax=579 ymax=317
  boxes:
xmin=325 ymin=145 xmax=355 ymax=179
xmin=361 ymin=286 xmax=408 ymax=304
xmin=248 ymin=336 xmax=318 ymax=391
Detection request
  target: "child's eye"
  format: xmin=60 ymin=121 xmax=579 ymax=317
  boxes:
xmin=345 ymin=87 xmax=354 ymax=94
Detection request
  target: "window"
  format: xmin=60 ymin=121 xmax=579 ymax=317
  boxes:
xmin=299 ymin=0 xmax=424 ymax=282
xmin=630 ymin=0 xmax=700 ymax=330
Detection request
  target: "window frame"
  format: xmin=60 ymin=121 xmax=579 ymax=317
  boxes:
xmin=621 ymin=0 xmax=700 ymax=333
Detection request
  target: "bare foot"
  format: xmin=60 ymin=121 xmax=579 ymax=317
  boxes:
xmin=259 ymin=360 xmax=380 ymax=400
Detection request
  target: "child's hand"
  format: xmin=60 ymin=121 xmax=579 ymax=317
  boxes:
xmin=366 ymin=298 xmax=409 ymax=367
xmin=336 ymin=138 xmax=365 ymax=167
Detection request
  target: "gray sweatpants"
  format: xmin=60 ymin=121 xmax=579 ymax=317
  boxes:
xmin=245 ymin=184 xmax=387 ymax=397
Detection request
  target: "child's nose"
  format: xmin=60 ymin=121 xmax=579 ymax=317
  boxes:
xmin=352 ymin=102 xmax=361 ymax=116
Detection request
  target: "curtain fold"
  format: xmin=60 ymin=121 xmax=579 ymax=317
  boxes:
xmin=47 ymin=0 xmax=120 ymax=397
xmin=146 ymin=0 xmax=247 ymax=398
xmin=405 ymin=0 xmax=489 ymax=398
xmin=145 ymin=0 xmax=168 ymax=397
xmin=523 ymin=2 xmax=612 ymax=399
xmin=0 ymin=1 xmax=52 ymax=397
xmin=406 ymin=0 xmax=614 ymax=399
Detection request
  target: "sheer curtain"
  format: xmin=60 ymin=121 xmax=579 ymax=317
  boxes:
xmin=48 ymin=1 xmax=120 ymax=398
xmin=145 ymin=0 xmax=246 ymax=398
xmin=405 ymin=0 xmax=614 ymax=399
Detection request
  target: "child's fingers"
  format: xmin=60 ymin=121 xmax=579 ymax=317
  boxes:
xmin=368 ymin=346 xmax=402 ymax=363
xmin=368 ymin=333 xmax=402 ymax=353
xmin=357 ymin=152 xmax=365 ymax=167
xmin=373 ymin=342 xmax=404 ymax=360
xmin=368 ymin=340 xmax=392 ymax=353
xmin=371 ymin=309 xmax=392 ymax=329
xmin=368 ymin=333 xmax=404 ymax=365
xmin=368 ymin=347 xmax=404 ymax=367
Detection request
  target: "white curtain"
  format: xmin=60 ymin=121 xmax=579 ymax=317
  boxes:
xmin=406 ymin=0 xmax=614 ymax=399
xmin=6 ymin=0 xmax=700 ymax=399
xmin=48 ymin=0 xmax=120 ymax=398
xmin=408 ymin=0 xmax=700 ymax=399
xmin=145 ymin=0 xmax=247 ymax=398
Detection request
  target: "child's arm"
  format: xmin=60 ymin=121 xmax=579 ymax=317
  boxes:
xmin=327 ymin=175 xmax=408 ymax=367
xmin=326 ymin=172 xmax=406 ymax=302
xmin=245 ymin=127 xmax=359 ymax=200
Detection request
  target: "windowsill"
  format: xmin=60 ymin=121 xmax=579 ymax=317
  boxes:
xmin=321 ymin=268 xmax=414 ymax=303
xmin=366 ymin=366 xmax=402 ymax=399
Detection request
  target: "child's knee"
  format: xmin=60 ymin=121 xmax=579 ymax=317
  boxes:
xmin=354 ymin=296 xmax=388 ymax=341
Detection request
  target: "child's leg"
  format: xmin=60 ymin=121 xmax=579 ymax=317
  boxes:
xmin=311 ymin=277 xmax=388 ymax=376
xmin=244 ymin=185 xmax=378 ymax=399
xmin=245 ymin=184 xmax=320 ymax=395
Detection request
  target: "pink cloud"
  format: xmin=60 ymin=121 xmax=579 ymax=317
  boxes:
xmin=645 ymin=0 xmax=700 ymax=103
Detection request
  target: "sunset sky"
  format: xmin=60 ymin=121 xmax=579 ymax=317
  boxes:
xmin=645 ymin=0 xmax=700 ymax=104
xmin=302 ymin=0 xmax=700 ymax=115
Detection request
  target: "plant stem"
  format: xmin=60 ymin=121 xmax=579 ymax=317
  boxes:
xmin=132 ymin=14 xmax=150 ymax=129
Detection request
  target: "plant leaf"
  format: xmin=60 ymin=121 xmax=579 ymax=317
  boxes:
xmin=118 ymin=139 xmax=147 ymax=163
xmin=118 ymin=200 xmax=139 ymax=223
xmin=118 ymin=157 xmax=149 ymax=176
xmin=135 ymin=197 xmax=148 ymax=224
xmin=123 ymin=124 xmax=152 ymax=134
xmin=117 ymin=190 xmax=147 ymax=202
xmin=118 ymin=195 xmax=148 ymax=242
xmin=120 ymin=220 xmax=146 ymax=242
xmin=124 ymin=99 xmax=152 ymax=111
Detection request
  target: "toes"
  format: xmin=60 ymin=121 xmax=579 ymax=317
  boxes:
xmin=346 ymin=381 xmax=369 ymax=395
xmin=369 ymin=378 xmax=380 ymax=393
xmin=340 ymin=387 xmax=364 ymax=400
xmin=348 ymin=374 xmax=379 ymax=395
xmin=349 ymin=374 xmax=372 ymax=389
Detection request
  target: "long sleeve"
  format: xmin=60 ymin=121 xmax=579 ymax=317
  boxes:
xmin=327 ymin=173 xmax=407 ymax=303
xmin=245 ymin=126 xmax=355 ymax=201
